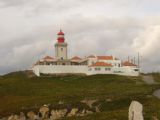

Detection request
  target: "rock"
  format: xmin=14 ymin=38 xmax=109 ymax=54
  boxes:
xmin=27 ymin=111 xmax=36 ymax=120
xmin=8 ymin=115 xmax=20 ymax=120
xmin=95 ymin=105 xmax=100 ymax=113
xmin=39 ymin=105 xmax=49 ymax=119
xmin=76 ymin=109 xmax=86 ymax=117
xmin=67 ymin=108 xmax=78 ymax=117
xmin=1 ymin=117 xmax=7 ymax=120
xmin=106 ymin=98 xmax=112 ymax=102
xmin=50 ymin=109 xmax=67 ymax=120
xmin=86 ymin=110 xmax=93 ymax=115
xmin=152 ymin=116 xmax=159 ymax=120
xmin=81 ymin=99 xmax=97 ymax=108
xmin=58 ymin=101 xmax=64 ymax=105
xmin=81 ymin=109 xmax=86 ymax=114
xmin=19 ymin=112 xmax=26 ymax=120
xmin=129 ymin=101 xmax=144 ymax=120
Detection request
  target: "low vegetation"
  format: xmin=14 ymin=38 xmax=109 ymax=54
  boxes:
xmin=0 ymin=71 xmax=160 ymax=119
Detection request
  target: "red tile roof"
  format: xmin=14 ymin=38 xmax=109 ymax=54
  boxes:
xmin=90 ymin=62 xmax=113 ymax=67
xmin=71 ymin=56 xmax=82 ymax=60
xmin=87 ymin=55 xmax=96 ymax=58
xmin=42 ymin=56 xmax=54 ymax=61
xmin=123 ymin=61 xmax=137 ymax=66
xmin=97 ymin=56 xmax=113 ymax=60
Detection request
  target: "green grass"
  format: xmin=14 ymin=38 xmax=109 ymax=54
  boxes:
xmin=0 ymin=71 xmax=160 ymax=119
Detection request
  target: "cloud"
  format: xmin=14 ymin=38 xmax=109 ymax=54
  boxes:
xmin=132 ymin=25 xmax=160 ymax=72
xmin=0 ymin=0 xmax=160 ymax=74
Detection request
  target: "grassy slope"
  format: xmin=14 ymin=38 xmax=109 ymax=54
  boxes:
xmin=0 ymin=72 xmax=160 ymax=119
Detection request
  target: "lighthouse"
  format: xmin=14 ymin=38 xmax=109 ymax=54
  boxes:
xmin=55 ymin=30 xmax=68 ymax=60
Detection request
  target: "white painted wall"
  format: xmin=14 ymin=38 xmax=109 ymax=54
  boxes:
xmin=33 ymin=65 xmax=88 ymax=76
xmin=33 ymin=65 xmax=139 ymax=77
xmin=87 ymin=57 xmax=98 ymax=66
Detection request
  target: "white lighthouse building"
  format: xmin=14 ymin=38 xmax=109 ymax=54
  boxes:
xmin=32 ymin=30 xmax=140 ymax=76
xmin=55 ymin=30 xmax=68 ymax=60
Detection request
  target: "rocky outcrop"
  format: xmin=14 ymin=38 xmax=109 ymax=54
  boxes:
xmin=2 ymin=101 xmax=97 ymax=120
xmin=81 ymin=99 xmax=97 ymax=108
xmin=50 ymin=109 xmax=67 ymax=120
xmin=27 ymin=111 xmax=36 ymax=120
xmin=39 ymin=105 xmax=49 ymax=119
xmin=67 ymin=108 xmax=79 ymax=117
xmin=129 ymin=101 xmax=144 ymax=120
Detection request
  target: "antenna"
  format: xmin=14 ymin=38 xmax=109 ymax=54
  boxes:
xmin=134 ymin=57 xmax=136 ymax=64
xmin=138 ymin=52 xmax=140 ymax=68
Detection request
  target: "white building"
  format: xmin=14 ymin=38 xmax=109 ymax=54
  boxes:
xmin=32 ymin=30 xmax=140 ymax=76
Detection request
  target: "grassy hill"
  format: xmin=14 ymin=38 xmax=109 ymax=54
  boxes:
xmin=0 ymin=71 xmax=160 ymax=119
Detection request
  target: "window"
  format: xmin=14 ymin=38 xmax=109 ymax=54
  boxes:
xmin=89 ymin=68 xmax=92 ymax=71
xmin=134 ymin=69 xmax=139 ymax=71
xmin=61 ymin=57 xmax=63 ymax=60
xmin=105 ymin=68 xmax=111 ymax=71
xmin=61 ymin=48 xmax=63 ymax=51
xmin=95 ymin=68 xmax=101 ymax=71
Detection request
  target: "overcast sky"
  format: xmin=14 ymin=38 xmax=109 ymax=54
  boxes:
xmin=0 ymin=0 xmax=160 ymax=74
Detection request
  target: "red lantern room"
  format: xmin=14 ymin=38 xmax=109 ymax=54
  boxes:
xmin=57 ymin=30 xmax=65 ymax=43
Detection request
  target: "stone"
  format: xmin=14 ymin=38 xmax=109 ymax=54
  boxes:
xmin=81 ymin=109 xmax=86 ymax=114
xmin=86 ymin=110 xmax=93 ymax=115
xmin=81 ymin=99 xmax=97 ymax=108
xmin=95 ymin=105 xmax=100 ymax=113
xmin=27 ymin=111 xmax=36 ymax=120
xmin=39 ymin=105 xmax=49 ymax=119
xmin=58 ymin=101 xmax=64 ymax=105
xmin=8 ymin=115 xmax=19 ymax=120
xmin=50 ymin=109 xmax=67 ymax=120
xmin=19 ymin=112 xmax=26 ymax=120
xmin=152 ymin=116 xmax=159 ymax=120
xmin=67 ymin=108 xmax=78 ymax=117
xmin=1 ymin=117 xmax=7 ymax=120
xmin=129 ymin=101 xmax=144 ymax=120
xmin=76 ymin=109 xmax=86 ymax=117
xmin=106 ymin=98 xmax=112 ymax=102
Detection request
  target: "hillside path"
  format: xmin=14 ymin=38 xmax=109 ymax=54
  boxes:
xmin=142 ymin=75 xmax=157 ymax=85
xmin=142 ymin=75 xmax=160 ymax=99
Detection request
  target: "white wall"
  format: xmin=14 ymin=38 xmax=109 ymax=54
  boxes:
xmin=33 ymin=65 xmax=139 ymax=77
xmin=87 ymin=58 xmax=98 ymax=66
xmin=33 ymin=65 xmax=88 ymax=76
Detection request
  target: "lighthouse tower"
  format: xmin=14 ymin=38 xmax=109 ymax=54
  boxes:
xmin=55 ymin=30 xmax=68 ymax=60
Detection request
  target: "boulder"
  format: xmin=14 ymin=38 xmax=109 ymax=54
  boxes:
xmin=19 ymin=112 xmax=26 ymax=120
xmin=81 ymin=99 xmax=97 ymax=108
xmin=50 ymin=109 xmax=67 ymax=120
xmin=129 ymin=101 xmax=144 ymax=120
xmin=67 ymin=108 xmax=78 ymax=117
xmin=95 ymin=105 xmax=100 ymax=113
xmin=8 ymin=115 xmax=20 ymax=120
xmin=58 ymin=101 xmax=64 ymax=105
xmin=27 ymin=111 xmax=36 ymax=120
xmin=39 ymin=105 xmax=49 ymax=119
xmin=1 ymin=117 xmax=7 ymax=120
xmin=76 ymin=109 xmax=86 ymax=117
xmin=152 ymin=116 xmax=159 ymax=120
xmin=86 ymin=110 xmax=93 ymax=115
